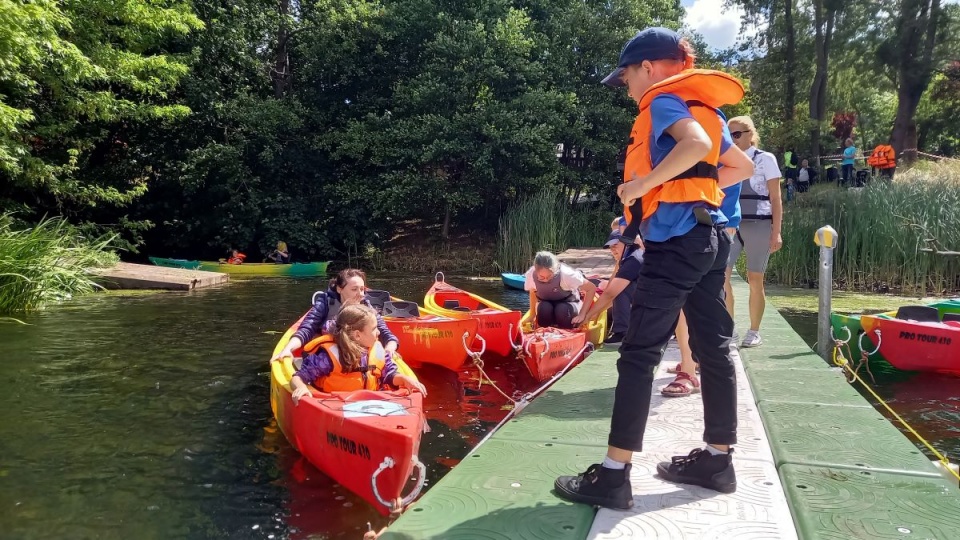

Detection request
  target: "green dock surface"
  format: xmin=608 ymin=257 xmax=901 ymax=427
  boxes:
xmin=382 ymin=278 xmax=960 ymax=539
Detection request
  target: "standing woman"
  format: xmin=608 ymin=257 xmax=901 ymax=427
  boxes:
xmin=841 ymin=138 xmax=857 ymax=187
xmin=525 ymin=251 xmax=597 ymax=330
xmin=724 ymin=116 xmax=783 ymax=348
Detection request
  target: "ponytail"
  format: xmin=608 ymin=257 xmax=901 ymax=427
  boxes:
xmin=332 ymin=304 xmax=377 ymax=371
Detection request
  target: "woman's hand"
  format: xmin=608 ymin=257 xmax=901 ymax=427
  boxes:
xmin=394 ymin=374 xmax=427 ymax=396
xmin=571 ymin=313 xmax=587 ymax=327
xmin=291 ymin=386 xmax=312 ymax=405
xmin=770 ymin=232 xmax=783 ymax=253
xmin=385 ymin=341 xmax=398 ymax=354
xmin=272 ymin=337 xmax=302 ymax=362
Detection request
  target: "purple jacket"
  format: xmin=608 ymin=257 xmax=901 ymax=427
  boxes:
xmin=293 ymin=348 xmax=399 ymax=388
xmin=292 ymin=287 xmax=398 ymax=347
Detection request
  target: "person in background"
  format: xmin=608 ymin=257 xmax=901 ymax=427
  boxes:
xmin=226 ymin=249 xmax=246 ymax=265
xmin=841 ymin=138 xmax=857 ymax=187
xmin=272 ymin=268 xmax=399 ymax=361
xmin=525 ymin=251 xmax=597 ymax=330
xmin=797 ymin=159 xmax=817 ymax=192
xmin=267 ymin=241 xmax=291 ymax=263
xmin=725 ymin=115 xmax=783 ymax=348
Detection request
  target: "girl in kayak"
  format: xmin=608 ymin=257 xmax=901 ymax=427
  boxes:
xmin=289 ymin=304 xmax=426 ymax=404
xmin=524 ymin=251 xmax=597 ymax=330
xmin=272 ymin=268 xmax=399 ymax=360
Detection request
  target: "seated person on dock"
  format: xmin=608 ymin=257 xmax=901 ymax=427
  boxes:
xmin=226 ymin=249 xmax=246 ymax=264
xmin=287 ymin=304 xmax=425 ymax=404
xmin=266 ymin=241 xmax=291 ymax=264
xmin=272 ymin=268 xmax=399 ymax=360
xmin=525 ymin=251 xmax=597 ymax=330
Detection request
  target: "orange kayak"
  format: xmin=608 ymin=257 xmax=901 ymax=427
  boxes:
xmin=270 ymin=315 xmax=427 ymax=516
xmin=519 ymin=327 xmax=590 ymax=381
xmin=382 ymin=298 xmax=480 ymax=371
xmin=423 ymin=274 xmax=522 ymax=357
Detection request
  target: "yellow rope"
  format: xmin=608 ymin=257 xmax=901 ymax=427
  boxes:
xmin=833 ymin=342 xmax=960 ymax=482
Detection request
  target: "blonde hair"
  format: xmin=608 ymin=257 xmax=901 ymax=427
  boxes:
xmin=728 ymin=115 xmax=760 ymax=148
xmin=610 ymin=217 xmax=621 ymax=231
xmin=277 ymin=241 xmax=287 ymax=251
xmin=333 ymin=304 xmax=377 ymax=371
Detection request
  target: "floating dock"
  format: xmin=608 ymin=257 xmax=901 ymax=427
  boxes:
xmin=557 ymin=247 xmax=615 ymax=278
xmin=93 ymin=262 xmax=228 ymax=291
xmin=381 ymin=277 xmax=960 ymax=539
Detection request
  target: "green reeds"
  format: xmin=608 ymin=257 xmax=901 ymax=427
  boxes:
xmin=496 ymin=190 xmax=611 ymax=273
xmin=0 ymin=214 xmax=117 ymax=314
xmin=766 ymin=163 xmax=960 ymax=295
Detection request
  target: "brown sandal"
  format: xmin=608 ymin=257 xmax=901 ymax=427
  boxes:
xmin=661 ymin=371 xmax=701 ymax=397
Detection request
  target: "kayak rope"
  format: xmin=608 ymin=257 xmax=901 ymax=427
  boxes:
xmin=832 ymin=328 xmax=960 ymax=482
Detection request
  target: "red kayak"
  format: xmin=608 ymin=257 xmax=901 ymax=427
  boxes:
xmin=861 ymin=313 xmax=960 ymax=374
xmin=270 ymin=317 xmax=428 ymax=516
xmin=423 ymin=274 xmax=522 ymax=357
xmin=516 ymin=327 xmax=590 ymax=381
xmin=381 ymin=297 xmax=481 ymax=371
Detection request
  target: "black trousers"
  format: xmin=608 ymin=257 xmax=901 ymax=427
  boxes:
xmin=608 ymin=224 xmax=738 ymax=451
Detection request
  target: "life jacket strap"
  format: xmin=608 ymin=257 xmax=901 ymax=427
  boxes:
xmin=670 ymin=161 xmax=719 ymax=182
xmin=740 ymin=194 xmax=770 ymax=201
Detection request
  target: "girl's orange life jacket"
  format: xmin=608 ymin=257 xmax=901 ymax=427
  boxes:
xmin=866 ymin=145 xmax=896 ymax=169
xmin=622 ymin=69 xmax=746 ymax=223
xmin=302 ymin=335 xmax=385 ymax=392
xmin=227 ymin=252 xmax=246 ymax=264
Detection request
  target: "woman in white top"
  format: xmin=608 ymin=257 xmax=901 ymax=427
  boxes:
xmin=524 ymin=251 xmax=597 ymax=329
xmin=724 ymin=116 xmax=783 ymax=348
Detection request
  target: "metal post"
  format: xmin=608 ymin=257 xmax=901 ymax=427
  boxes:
xmin=815 ymin=225 xmax=839 ymax=359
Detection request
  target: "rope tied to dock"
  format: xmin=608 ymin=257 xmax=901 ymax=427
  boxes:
xmin=832 ymin=328 xmax=960 ymax=482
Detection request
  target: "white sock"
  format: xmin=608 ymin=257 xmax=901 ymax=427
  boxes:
xmin=705 ymin=445 xmax=728 ymax=456
xmin=601 ymin=456 xmax=626 ymax=470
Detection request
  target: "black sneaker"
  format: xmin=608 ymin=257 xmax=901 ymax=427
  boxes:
xmin=606 ymin=332 xmax=626 ymax=344
xmin=554 ymin=463 xmax=634 ymax=509
xmin=656 ymin=448 xmax=737 ymax=493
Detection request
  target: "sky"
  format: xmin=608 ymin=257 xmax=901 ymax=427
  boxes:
xmin=682 ymin=0 xmax=745 ymax=51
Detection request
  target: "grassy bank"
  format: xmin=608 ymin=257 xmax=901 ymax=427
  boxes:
xmin=495 ymin=190 xmax=611 ymax=273
xmin=0 ymin=214 xmax=117 ymax=314
xmin=767 ymin=163 xmax=960 ymax=295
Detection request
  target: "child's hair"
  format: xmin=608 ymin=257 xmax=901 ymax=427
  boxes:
xmin=332 ymin=303 xmax=378 ymax=371
xmin=330 ymin=268 xmax=366 ymax=291
xmin=610 ymin=217 xmax=621 ymax=231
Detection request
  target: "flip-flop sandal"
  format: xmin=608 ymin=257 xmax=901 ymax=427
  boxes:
xmin=661 ymin=371 xmax=701 ymax=397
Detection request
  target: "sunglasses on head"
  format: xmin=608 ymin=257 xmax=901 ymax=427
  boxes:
xmin=731 ymin=129 xmax=750 ymax=139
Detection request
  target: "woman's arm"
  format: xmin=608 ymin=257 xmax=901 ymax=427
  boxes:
xmin=767 ymin=176 xmax=783 ymax=253
xmin=577 ymin=279 xmax=598 ymax=318
xmin=573 ymin=278 xmax=631 ymax=326
xmin=528 ymin=290 xmax=539 ymax=328
xmin=375 ymin=313 xmax=399 ymax=353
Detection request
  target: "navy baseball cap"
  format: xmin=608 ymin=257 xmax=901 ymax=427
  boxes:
xmin=602 ymin=27 xmax=685 ymax=87
xmin=604 ymin=230 xmax=622 ymax=248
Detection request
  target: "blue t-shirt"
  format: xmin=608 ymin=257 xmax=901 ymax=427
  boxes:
xmin=615 ymin=245 xmax=644 ymax=282
xmin=638 ymin=95 xmax=733 ymax=243
xmin=719 ymin=183 xmax=742 ymax=229
xmin=842 ymin=146 xmax=856 ymax=165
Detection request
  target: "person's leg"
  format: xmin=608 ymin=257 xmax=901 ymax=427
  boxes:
xmin=739 ymin=220 xmax=773 ymax=346
xmin=657 ymin=226 xmax=737 ymax=493
xmin=662 ymin=310 xmax=701 ymax=397
xmin=536 ymin=301 xmax=557 ymax=327
xmin=555 ymin=226 xmax=719 ymax=507
xmin=724 ymin=228 xmax=742 ymax=319
xmin=553 ymin=301 xmax=579 ymax=329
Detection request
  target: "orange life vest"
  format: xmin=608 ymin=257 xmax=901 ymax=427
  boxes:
xmin=302 ymin=335 xmax=385 ymax=392
xmin=227 ymin=252 xmax=246 ymax=264
xmin=866 ymin=145 xmax=896 ymax=169
xmin=622 ymin=69 xmax=746 ymax=222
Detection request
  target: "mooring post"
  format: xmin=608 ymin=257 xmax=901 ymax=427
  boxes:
xmin=815 ymin=225 xmax=839 ymax=359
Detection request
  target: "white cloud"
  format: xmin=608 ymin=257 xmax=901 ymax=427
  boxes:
xmin=683 ymin=0 xmax=745 ymax=51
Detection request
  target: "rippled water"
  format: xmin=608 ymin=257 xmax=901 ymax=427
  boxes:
xmin=1 ymin=276 xmax=955 ymax=540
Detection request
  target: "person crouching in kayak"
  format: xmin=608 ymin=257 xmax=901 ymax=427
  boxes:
xmin=288 ymin=304 xmax=425 ymax=404
xmin=524 ymin=251 xmax=597 ymax=330
xmin=272 ymin=268 xmax=399 ymax=361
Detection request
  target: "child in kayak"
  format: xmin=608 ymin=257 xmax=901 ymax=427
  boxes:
xmin=288 ymin=304 xmax=426 ymax=404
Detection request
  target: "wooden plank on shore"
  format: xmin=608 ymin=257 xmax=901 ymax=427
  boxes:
xmin=557 ymin=247 xmax=615 ymax=278
xmin=93 ymin=262 xmax=228 ymax=291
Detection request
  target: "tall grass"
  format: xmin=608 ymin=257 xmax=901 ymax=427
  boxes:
xmin=496 ymin=190 xmax=612 ymax=273
xmin=767 ymin=163 xmax=960 ymax=295
xmin=0 ymin=214 xmax=117 ymax=314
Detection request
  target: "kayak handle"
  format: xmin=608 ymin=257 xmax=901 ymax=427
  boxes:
xmin=524 ymin=333 xmax=549 ymax=358
xmin=508 ymin=324 xmax=522 ymax=352
xmin=435 ymin=272 xmax=445 ymax=283
xmin=462 ymin=331 xmax=486 ymax=359
xmin=371 ymin=455 xmax=427 ymax=511
xmin=831 ymin=325 xmax=851 ymax=345
xmin=858 ymin=328 xmax=882 ymax=356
